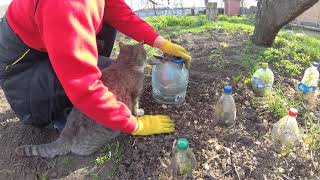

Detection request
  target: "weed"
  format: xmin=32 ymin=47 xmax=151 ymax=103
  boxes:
xmin=219 ymin=42 xmax=229 ymax=48
xmin=63 ymin=157 xmax=72 ymax=167
xmin=208 ymin=48 xmax=227 ymax=69
xmin=95 ymin=142 xmax=124 ymax=166
xmin=232 ymin=73 xmax=242 ymax=83
xmin=264 ymin=83 xmax=303 ymax=118
xmin=304 ymin=124 xmax=320 ymax=151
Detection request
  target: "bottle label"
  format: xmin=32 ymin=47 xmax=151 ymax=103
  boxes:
xmin=298 ymin=82 xmax=318 ymax=94
xmin=252 ymin=77 xmax=265 ymax=89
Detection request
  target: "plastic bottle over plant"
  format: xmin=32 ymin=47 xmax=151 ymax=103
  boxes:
xmin=171 ymin=138 xmax=197 ymax=178
xmin=298 ymin=62 xmax=319 ymax=109
xmin=271 ymin=108 xmax=301 ymax=147
xmin=151 ymin=54 xmax=189 ymax=104
xmin=252 ymin=63 xmax=274 ymax=96
xmin=214 ymin=85 xmax=236 ymax=126
xmin=298 ymin=62 xmax=319 ymax=95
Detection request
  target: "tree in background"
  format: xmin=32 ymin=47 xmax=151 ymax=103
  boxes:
xmin=252 ymin=0 xmax=319 ymax=46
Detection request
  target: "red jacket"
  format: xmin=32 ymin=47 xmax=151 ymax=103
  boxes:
xmin=6 ymin=0 xmax=159 ymax=133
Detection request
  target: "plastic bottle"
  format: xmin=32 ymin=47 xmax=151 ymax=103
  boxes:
xmin=214 ymin=85 xmax=236 ymax=126
xmin=252 ymin=62 xmax=274 ymax=96
xmin=172 ymin=138 xmax=196 ymax=178
xmin=298 ymin=62 xmax=319 ymax=95
xmin=152 ymin=56 xmax=189 ymax=104
xmin=298 ymin=62 xmax=319 ymax=108
xmin=271 ymin=108 xmax=301 ymax=147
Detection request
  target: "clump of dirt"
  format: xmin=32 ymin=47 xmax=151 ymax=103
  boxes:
xmin=0 ymin=30 xmax=319 ymax=180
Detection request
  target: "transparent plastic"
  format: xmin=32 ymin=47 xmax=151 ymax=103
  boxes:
xmin=252 ymin=63 xmax=274 ymax=96
xmin=301 ymin=63 xmax=319 ymax=88
xmin=271 ymin=108 xmax=301 ymax=147
xmin=214 ymin=86 xmax=236 ymax=126
xmin=298 ymin=63 xmax=319 ymax=108
xmin=152 ymin=58 xmax=189 ymax=104
xmin=172 ymin=138 xmax=197 ymax=178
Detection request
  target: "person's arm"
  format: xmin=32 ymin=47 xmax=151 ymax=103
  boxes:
xmin=104 ymin=0 xmax=159 ymax=47
xmin=104 ymin=0 xmax=192 ymax=65
xmin=36 ymin=0 xmax=137 ymax=133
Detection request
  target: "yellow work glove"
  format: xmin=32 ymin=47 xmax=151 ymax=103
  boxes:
xmin=159 ymin=39 xmax=192 ymax=68
xmin=132 ymin=115 xmax=175 ymax=136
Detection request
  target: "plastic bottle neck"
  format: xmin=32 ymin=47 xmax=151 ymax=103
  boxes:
xmin=177 ymin=148 xmax=188 ymax=152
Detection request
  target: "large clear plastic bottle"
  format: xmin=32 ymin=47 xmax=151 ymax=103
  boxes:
xmin=252 ymin=63 xmax=274 ymax=96
xmin=152 ymin=57 xmax=189 ymax=104
xmin=172 ymin=138 xmax=197 ymax=178
xmin=214 ymin=85 xmax=236 ymax=126
xmin=298 ymin=62 xmax=319 ymax=108
xmin=271 ymin=108 xmax=301 ymax=147
xmin=298 ymin=62 xmax=319 ymax=93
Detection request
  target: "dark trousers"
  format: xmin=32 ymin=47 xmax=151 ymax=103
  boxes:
xmin=0 ymin=17 xmax=117 ymax=127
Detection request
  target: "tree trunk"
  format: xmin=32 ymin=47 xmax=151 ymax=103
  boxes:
xmin=207 ymin=2 xmax=218 ymax=21
xmin=252 ymin=0 xmax=319 ymax=46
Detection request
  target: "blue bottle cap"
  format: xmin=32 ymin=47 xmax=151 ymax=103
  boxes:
xmin=171 ymin=57 xmax=185 ymax=64
xmin=176 ymin=138 xmax=189 ymax=150
xmin=224 ymin=85 xmax=233 ymax=94
xmin=312 ymin=62 xmax=319 ymax=67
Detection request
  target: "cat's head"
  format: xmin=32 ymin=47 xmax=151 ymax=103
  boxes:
xmin=117 ymin=41 xmax=147 ymax=67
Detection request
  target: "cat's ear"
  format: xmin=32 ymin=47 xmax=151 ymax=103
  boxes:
xmin=138 ymin=40 xmax=144 ymax=45
xmin=148 ymin=55 xmax=163 ymax=65
xmin=119 ymin=42 xmax=124 ymax=48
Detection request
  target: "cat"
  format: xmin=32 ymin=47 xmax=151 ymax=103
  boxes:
xmin=15 ymin=41 xmax=147 ymax=158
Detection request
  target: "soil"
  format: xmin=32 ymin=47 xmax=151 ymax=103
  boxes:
xmin=0 ymin=30 xmax=319 ymax=180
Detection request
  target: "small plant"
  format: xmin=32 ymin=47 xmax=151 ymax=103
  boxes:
xmin=232 ymin=73 xmax=242 ymax=83
xmin=95 ymin=142 xmax=124 ymax=166
xmin=63 ymin=157 xmax=72 ymax=167
xmin=36 ymin=175 xmax=47 ymax=180
xmin=208 ymin=48 xmax=227 ymax=69
xmin=264 ymin=84 xmax=303 ymax=118
xmin=219 ymin=42 xmax=229 ymax=48
xmin=304 ymin=123 xmax=320 ymax=151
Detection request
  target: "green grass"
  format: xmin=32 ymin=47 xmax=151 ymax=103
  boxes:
xmin=304 ymin=124 xmax=320 ymax=151
xmin=208 ymin=48 xmax=227 ymax=69
xmin=93 ymin=142 xmax=124 ymax=178
xmin=145 ymin=15 xmax=254 ymax=38
xmin=95 ymin=142 xmax=124 ymax=166
xmin=264 ymin=84 xmax=304 ymax=117
xmin=63 ymin=157 xmax=72 ymax=167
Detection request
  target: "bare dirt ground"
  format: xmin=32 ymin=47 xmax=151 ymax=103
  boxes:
xmin=0 ymin=30 xmax=319 ymax=180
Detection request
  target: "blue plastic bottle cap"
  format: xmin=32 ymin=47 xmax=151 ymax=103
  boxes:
xmin=224 ymin=85 xmax=233 ymax=94
xmin=176 ymin=138 xmax=189 ymax=150
xmin=312 ymin=62 xmax=319 ymax=67
xmin=171 ymin=57 xmax=185 ymax=64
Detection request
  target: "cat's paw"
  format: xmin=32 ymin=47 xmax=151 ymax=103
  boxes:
xmin=134 ymin=108 xmax=144 ymax=116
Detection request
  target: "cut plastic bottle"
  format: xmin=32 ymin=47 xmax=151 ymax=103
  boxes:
xmin=298 ymin=62 xmax=319 ymax=108
xmin=151 ymin=55 xmax=189 ymax=104
xmin=214 ymin=85 xmax=236 ymax=126
xmin=271 ymin=108 xmax=301 ymax=148
xmin=171 ymin=138 xmax=197 ymax=178
xmin=252 ymin=62 xmax=274 ymax=96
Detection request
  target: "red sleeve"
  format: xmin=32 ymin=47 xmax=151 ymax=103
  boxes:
xmin=35 ymin=0 xmax=137 ymax=133
xmin=104 ymin=0 xmax=159 ymax=46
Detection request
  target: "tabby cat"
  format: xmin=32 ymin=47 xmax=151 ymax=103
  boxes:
xmin=15 ymin=41 xmax=146 ymax=158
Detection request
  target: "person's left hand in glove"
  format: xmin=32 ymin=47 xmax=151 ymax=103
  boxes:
xmin=154 ymin=36 xmax=192 ymax=68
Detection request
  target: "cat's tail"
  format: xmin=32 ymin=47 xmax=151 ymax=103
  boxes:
xmin=15 ymin=138 xmax=70 ymax=158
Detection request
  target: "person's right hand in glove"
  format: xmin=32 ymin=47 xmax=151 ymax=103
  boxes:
xmin=153 ymin=36 xmax=192 ymax=69
xmin=131 ymin=115 xmax=175 ymax=136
